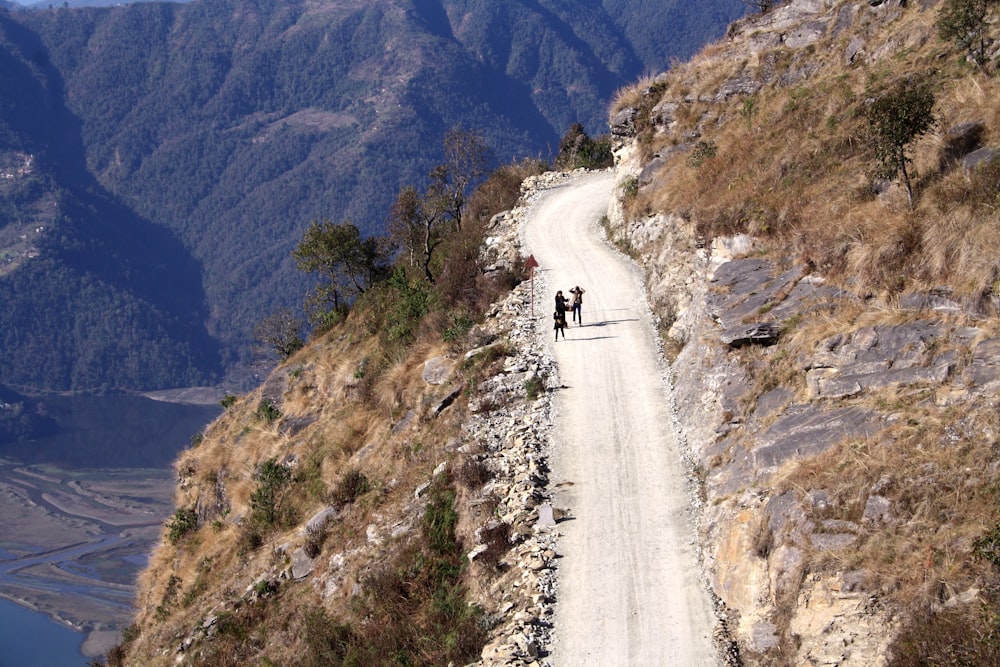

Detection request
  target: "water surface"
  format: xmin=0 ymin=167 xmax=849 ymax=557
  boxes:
xmin=0 ymin=597 xmax=84 ymax=667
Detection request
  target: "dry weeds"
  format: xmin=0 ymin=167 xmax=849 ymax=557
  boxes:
xmin=624 ymin=0 xmax=1000 ymax=310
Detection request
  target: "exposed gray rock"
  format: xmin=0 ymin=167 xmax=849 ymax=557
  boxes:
xmin=422 ymin=356 xmax=456 ymax=385
xmin=290 ymin=547 xmax=316 ymax=580
xmin=275 ymin=415 xmax=314 ymax=439
xmin=391 ymin=409 xmax=416 ymax=435
xmin=431 ymin=384 xmax=463 ymax=417
xmin=783 ymin=20 xmax=828 ymax=49
xmin=962 ymin=338 xmax=1000 ymax=388
xmin=963 ymin=147 xmax=999 ymax=170
xmin=720 ymin=322 xmax=783 ymax=347
xmin=811 ymin=531 xmax=858 ymax=552
xmin=862 ymin=495 xmax=893 ymax=524
xmin=305 ymin=506 xmax=337 ymax=534
xmin=943 ymin=122 xmax=985 ymax=162
xmin=610 ymin=106 xmax=637 ymax=138
xmin=845 ymin=35 xmax=866 ymax=62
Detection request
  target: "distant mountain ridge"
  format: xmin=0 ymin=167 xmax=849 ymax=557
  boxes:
xmin=0 ymin=0 xmax=747 ymax=392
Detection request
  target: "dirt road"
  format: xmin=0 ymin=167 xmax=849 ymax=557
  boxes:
xmin=523 ymin=170 xmax=718 ymax=666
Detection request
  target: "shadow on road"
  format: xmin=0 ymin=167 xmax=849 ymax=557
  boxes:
xmin=557 ymin=336 xmax=617 ymax=342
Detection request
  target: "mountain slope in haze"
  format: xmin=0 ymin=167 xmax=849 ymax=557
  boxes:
xmin=0 ymin=0 xmax=748 ymax=392
xmin=0 ymin=14 xmax=222 ymax=392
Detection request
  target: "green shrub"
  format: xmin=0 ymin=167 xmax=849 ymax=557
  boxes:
xmin=248 ymin=458 xmax=293 ymax=529
xmin=424 ymin=481 xmax=459 ymax=557
xmin=154 ymin=575 xmax=182 ymax=621
xmin=555 ymin=122 xmax=614 ymax=170
xmin=974 ymin=523 xmax=1000 ymax=567
xmin=303 ymin=475 xmax=490 ymax=664
xmin=687 ymin=140 xmax=718 ymax=167
xmin=166 ymin=508 xmax=199 ymax=545
xmin=443 ymin=311 xmax=473 ymax=342
xmin=220 ymin=393 xmax=238 ymax=409
xmin=330 ymin=469 xmax=371 ymax=506
xmin=524 ymin=373 xmax=547 ymax=400
xmin=361 ymin=269 xmax=437 ymax=347
xmin=256 ymin=397 xmax=282 ymax=423
xmin=301 ymin=608 xmax=357 ymax=667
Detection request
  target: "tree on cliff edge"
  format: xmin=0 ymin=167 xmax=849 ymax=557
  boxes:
xmin=389 ymin=128 xmax=492 ymax=283
xmin=293 ymin=219 xmax=392 ymax=328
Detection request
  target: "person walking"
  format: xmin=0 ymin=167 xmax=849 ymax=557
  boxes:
xmin=569 ymin=285 xmax=586 ymax=324
xmin=554 ymin=308 xmax=567 ymax=341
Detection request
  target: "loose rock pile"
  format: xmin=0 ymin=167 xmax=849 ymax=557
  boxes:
xmin=458 ymin=171 xmax=581 ymax=666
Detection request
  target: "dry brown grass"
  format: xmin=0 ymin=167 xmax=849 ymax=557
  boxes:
xmin=624 ymin=0 xmax=1000 ymax=311
xmin=610 ymin=73 xmax=663 ymax=117
xmin=119 ymin=298 xmax=496 ymax=664
xmin=609 ymin=3 xmax=1000 ymax=658
xmin=774 ymin=394 xmax=1000 ymax=632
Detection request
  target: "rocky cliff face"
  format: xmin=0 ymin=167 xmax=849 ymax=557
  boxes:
xmin=607 ymin=0 xmax=1000 ymax=664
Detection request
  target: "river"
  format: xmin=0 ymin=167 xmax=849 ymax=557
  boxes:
xmin=0 ymin=393 xmax=221 ymax=666
xmin=0 ymin=596 xmax=85 ymax=667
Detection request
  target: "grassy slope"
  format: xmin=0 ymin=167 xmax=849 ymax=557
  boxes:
xmin=612 ymin=1 xmax=1000 ymax=663
xmin=113 ymin=161 xmax=545 ymax=666
xmin=616 ymin=0 xmax=999 ymax=306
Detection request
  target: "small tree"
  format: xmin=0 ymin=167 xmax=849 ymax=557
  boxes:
xmin=555 ymin=122 xmax=613 ymax=170
xmin=252 ymin=307 xmax=304 ymax=362
xmin=293 ymin=219 xmax=391 ymax=324
xmin=937 ymin=0 xmax=998 ymax=72
xmin=438 ymin=127 xmax=492 ymax=231
xmin=249 ymin=458 xmax=292 ymax=528
xmin=389 ymin=127 xmax=493 ymax=282
xmin=389 ymin=184 xmax=440 ymax=283
xmin=864 ymin=76 xmax=936 ymax=207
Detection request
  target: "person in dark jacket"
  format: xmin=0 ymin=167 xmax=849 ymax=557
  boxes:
xmin=554 ymin=309 xmax=567 ymax=341
xmin=555 ymin=290 xmax=568 ymax=317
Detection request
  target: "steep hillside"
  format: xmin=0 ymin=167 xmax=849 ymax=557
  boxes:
xmin=606 ymin=0 xmax=1000 ymax=664
xmin=108 ymin=169 xmax=572 ymax=666
xmin=93 ymin=0 xmax=1000 ymax=664
xmin=0 ymin=0 xmax=748 ymax=392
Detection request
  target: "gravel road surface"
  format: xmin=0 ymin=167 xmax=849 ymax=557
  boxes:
xmin=522 ymin=170 xmax=719 ymax=666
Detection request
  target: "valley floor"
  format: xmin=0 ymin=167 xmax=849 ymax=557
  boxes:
xmin=0 ymin=460 xmax=174 ymax=658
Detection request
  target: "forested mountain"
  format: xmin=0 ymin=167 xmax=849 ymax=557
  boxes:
xmin=0 ymin=0 xmax=747 ymax=392
xmin=0 ymin=12 xmax=222 ymax=392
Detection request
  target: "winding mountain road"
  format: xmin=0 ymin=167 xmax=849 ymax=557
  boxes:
xmin=522 ymin=170 xmax=718 ymax=666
